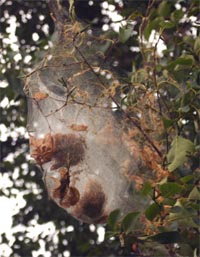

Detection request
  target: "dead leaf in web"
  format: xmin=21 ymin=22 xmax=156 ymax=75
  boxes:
xmin=129 ymin=175 xmax=144 ymax=190
xmin=69 ymin=124 xmax=88 ymax=131
xmin=33 ymin=92 xmax=49 ymax=101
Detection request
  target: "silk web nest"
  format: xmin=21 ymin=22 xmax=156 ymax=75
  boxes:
xmin=24 ymin=15 xmax=154 ymax=224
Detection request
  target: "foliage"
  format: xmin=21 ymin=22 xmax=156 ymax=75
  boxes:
xmin=1 ymin=0 xmax=199 ymax=256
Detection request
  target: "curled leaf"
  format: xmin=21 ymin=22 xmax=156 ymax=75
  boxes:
xmin=167 ymin=136 xmax=195 ymax=172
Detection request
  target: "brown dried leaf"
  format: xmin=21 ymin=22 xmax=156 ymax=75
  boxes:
xmin=141 ymin=145 xmax=169 ymax=182
xmin=69 ymin=124 xmax=88 ymax=131
xmin=29 ymin=134 xmax=54 ymax=165
xmin=129 ymin=175 xmax=144 ymax=190
xmin=59 ymin=187 xmax=80 ymax=208
xmin=33 ymin=92 xmax=48 ymax=101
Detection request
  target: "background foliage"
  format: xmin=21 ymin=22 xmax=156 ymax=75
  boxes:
xmin=0 ymin=0 xmax=199 ymax=256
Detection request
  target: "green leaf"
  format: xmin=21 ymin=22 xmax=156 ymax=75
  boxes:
xmin=162 ymin=116 xmax=174 ymax=129
xmin=180 ymin=175 xmax=194 ymax=184
xmin=144 ymin=17 xmax=164 ymax=40
xmin=180 ymin=105 xmax=190 ymax=113
xmin=107 ymin=209 xmax=121 ymax=231
xmin=167 ymin=136 xmax=195 ymax=171
xmin=128 ymin=11 xmax=142 ymax=20
xmin=177 ymin=55 xmax=195 ymax=65
xmin=146 ymin=231 xmax=181 ymax=244
xmin=188 ymin=187 xmax=200 ymax=200
xmin=105 ymin=231 xmax=118 ymax=240
xmin=159 ymin=21 xmax=175 ymax=29
xmin=122 ymin=212 xmax=140 ymax=233
xmin=160 ymin=182 xmax=182 ymax=197
xmin=194 ymin=37 xmax=200 ymax=59
xmin=194 ymin=248 xmax=198 ymax=257
xmin=171 ymin=9 xmax=184 ymax=23
xmin=141 ymin=182 xmax=152 ymax=196
xmin=170 ymin=206 xmax=183 ymax=213
xmin=168 ymin=201 xmax=198 ymax=228
xmin=119 ymin=27 xmax=132 ymax=43
xmin=158 ymin=1 xmax=171 ymax=17
xmin=78 ymin=242 xmax=91 ymax=253
xmin=69 ymin=0 xmax=76 ymax=20
xmin=189 ymin=6 xmax=200 ymax=16
xmin=167 ymin=55 xmax=195 ymax=70
xmin=145 ymin=203 xmax=161 ymax=221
